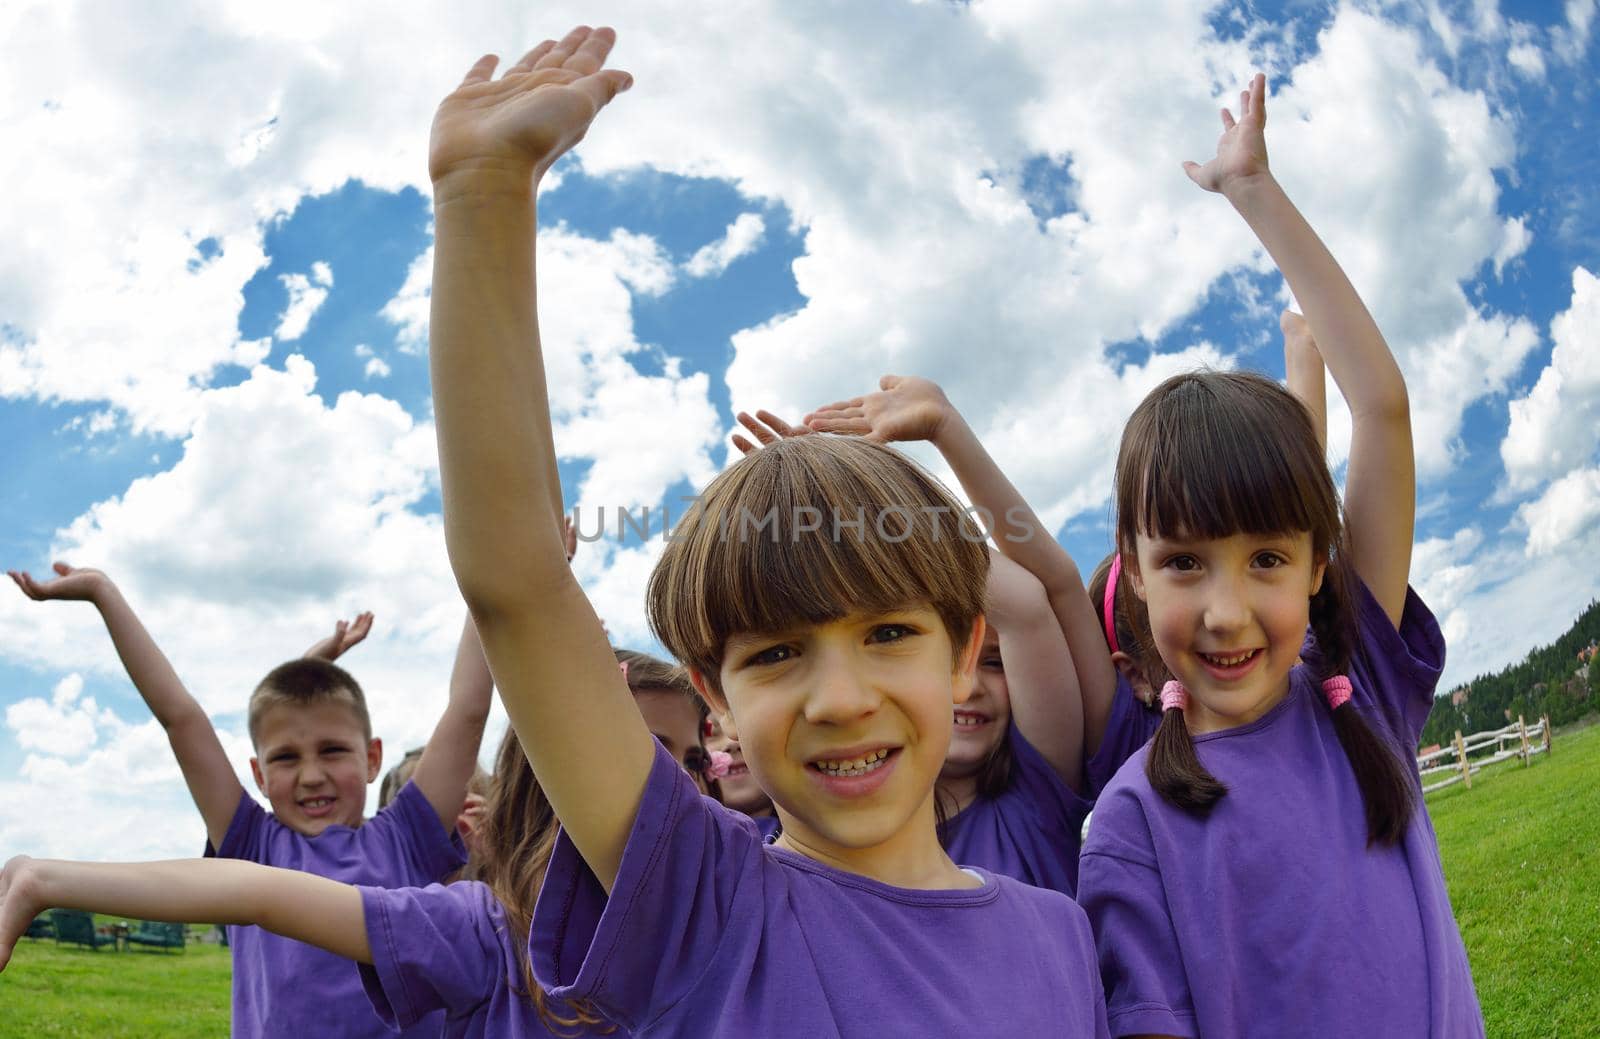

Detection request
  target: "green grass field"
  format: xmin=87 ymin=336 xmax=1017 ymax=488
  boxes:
xmin=1426 ymin=717 xmax=1600 ymax=1036
xmin=2 ymin=720 xmax=1596 ymax=1037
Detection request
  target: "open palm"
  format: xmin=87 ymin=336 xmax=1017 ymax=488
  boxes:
xmin=429 ymin=26 xmax=633 ymax=184
xmin=1183 ymin=73 xmax=1270 ymax=194
xmin=806 ymin=375 xmax=951 ymax=445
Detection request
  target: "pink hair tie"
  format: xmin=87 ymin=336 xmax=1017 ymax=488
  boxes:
xmin=1159 ymin=680 xmax=1189 ymax=712
xmin=706 ymin=750 xmax=733 ymax=779
xmin=1102 ymin=554 xmax=1123 ymax=655
xmin=1322 ymin=675 xmax=1352 ymax=711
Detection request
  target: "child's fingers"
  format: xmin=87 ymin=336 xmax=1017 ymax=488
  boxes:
xmin=535 ymin=25 xmax=593 ymax=70
xmin=506 ymin=40 xmax=557 ymax=76
xmin=458 ymin=54 xmax=499 ymax=88
xmin=573 ymin=69 xmax=634 ymax=110
xmin=564 ymin=26 xmax=617 ymax=77
xmin=1220 ymin=108 xmax=1236 ymax=131
xmin=731 ymin=434 xmax=757 ymax=456
xmin=754 ymin=410 xmax=805 ymax=437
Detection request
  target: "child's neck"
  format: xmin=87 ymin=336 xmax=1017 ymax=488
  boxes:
xmin=773 ymin=795 xmax=980 ymax=891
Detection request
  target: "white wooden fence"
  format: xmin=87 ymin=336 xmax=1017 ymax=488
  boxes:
xmin=1419 ymin=714 xmax=1552 ymax=794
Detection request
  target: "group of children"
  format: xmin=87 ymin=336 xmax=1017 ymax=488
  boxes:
xmin=0 ymin=25 xmax=1484 ymax=1038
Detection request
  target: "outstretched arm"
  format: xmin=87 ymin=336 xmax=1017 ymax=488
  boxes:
xmin=806 ymin=377 xmax=1118 ymax=754
xmin=985 ymin=552 xmax=1084 ymax=790
xmin=7 ymin=565 xmax=243 ymax=848
xmin=1282 ymin=310 xmax=1328 ymax=453
xmin=406 ymin=615 xmax=494 ymax=831
xmin=1186 ymin=74 xmax=1413 ymax=624
xmin=429 ymin=27 xmax=649 ymax=892
xmin=0 ymin=855 xmax=368 ymax=972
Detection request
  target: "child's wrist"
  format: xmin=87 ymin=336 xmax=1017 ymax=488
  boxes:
xmin=432 ymin=163 xmax=539 ymax=209
xmin=926 ymin=400 xmax=964 ymax=450
xmin=1221 ymin=170 xmax=1279 ymax=208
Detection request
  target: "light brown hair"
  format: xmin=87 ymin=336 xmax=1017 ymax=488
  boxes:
xmin=1115 ymin=370 xmax=1413 ymax=844
xmin=646 ymin=435 xmax=990 ymax=691
xmin=247 ymin=658 xmax=371 ymax=747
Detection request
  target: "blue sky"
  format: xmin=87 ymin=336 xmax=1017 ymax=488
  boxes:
xmin=1 ymin=0 xmax=1596 ymax=859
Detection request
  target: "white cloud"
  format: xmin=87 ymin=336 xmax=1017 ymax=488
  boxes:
xmin=1517 ymin=467 xmax=1600 ymax=557
xmin=685 ymin=212 xmax=767 ymax=277
xmin=364 ymin=356 xmax=391 ymax=379
xmin=1506 ymin=41 xmax=1546 ymax=79
xmin=1501 ymin=266 xmax=1600 ymax=491
xmin=380 ymin=244 xmax=432 ymax=355
xmin=1491 ymin=215 xmax=1532 ymax=278
xmin=275 ymin=260 xmax=332 ymax=341
xmin=1552 ymin=0 xmax=1597 ymax=63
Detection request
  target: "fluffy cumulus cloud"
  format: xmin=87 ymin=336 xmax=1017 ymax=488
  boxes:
xmin=1501 ymin=266 xmax=1600 ymax=491
xmin=4 ymin=0 xmax=1596 ymax=855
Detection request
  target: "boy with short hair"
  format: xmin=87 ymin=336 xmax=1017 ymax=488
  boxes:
xmin=7 ymin=563 xmax=490 ymax=1038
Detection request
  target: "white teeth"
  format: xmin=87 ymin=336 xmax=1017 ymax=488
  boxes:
xmin=813 ymin=749 xmax=890 ymax=776
xmin=954 ymin=713 xmax=987 ymax=728
xmin=1202 ymin=651 xmax=1256 ymax=667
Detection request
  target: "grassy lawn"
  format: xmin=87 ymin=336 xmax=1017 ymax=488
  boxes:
xmin=1428 ymin=717 xmax=1600 ymax=1037
xmin=0 ymin=923 xmax=229 ymax=1037
xmin=0 ymin=720 xmax=1594 ymax=1036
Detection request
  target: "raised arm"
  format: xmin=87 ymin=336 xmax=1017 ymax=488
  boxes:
xmin=7 ymin=565 xmax=243 ymax=848
xmin=406 ymin=614 xmax=494 ymax=831
xmin=1282 ymin=310 xmax=1328 ymax=453
xmin=1185 ymin=74 xmax=1413 ymax=624
xmin=805 ymin=377 xmax=1119 ymax=754
xmin=0 ymin=855 xmax=368 ymax=972
xmin=428 ymin=27 xmax=650 ymax=892
xmin=985 ymin=551 xmax=1084 ymax=790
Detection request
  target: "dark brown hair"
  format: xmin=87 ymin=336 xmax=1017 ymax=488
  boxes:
xmin=1114 ymin=370 xmax=1413 ymax=844
xmin=248 ymin=658 xmax=371 ymax=746
xmin=646 ymin=435 xmax=990 ymax=692
xmin=464 ymin=728 xmax=612 ymax=1035
xmin=1087 ymin=551 xmax=1171 ymax=692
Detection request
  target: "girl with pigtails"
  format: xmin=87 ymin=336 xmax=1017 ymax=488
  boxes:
xmin=1075 ymin=75 xmax=1482 ymax=1037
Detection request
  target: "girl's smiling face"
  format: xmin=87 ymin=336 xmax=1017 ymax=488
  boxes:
xmin=943 ymin=626 xmax=1010 ymax=777
xmin=695 ymin=605 xmax=983 ymax=880
xmin=1132 ymin=528 xmax=1324 ymax=734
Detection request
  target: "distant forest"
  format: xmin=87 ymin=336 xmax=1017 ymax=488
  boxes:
xmin=1419 ymin=599 xmax=1600 ymax=750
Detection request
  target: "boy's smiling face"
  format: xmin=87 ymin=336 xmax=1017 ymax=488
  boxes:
xmin=249 ymin=700 xmax=382 ymax=836
xmin=693 ymin=605 xmax=983 ymax=880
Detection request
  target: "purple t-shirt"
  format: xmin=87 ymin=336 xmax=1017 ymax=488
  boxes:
xmin=205 ymin=781 xmax=468 ymax=1038
xmin=941 ymin=725 xmax=1091 ymax=896
xmin=1084 ymin=673 xmax=1163 ymax=800
xmin=1077 ymin=583 xmax=1483 ymax=1038
xmin=359 ymin=880 xmax=623 ymax=1038
xmin=532 ymin=742 xmax=1110 ymax=1037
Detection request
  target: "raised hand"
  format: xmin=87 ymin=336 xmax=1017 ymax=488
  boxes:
xmin=1182 ymin=73 xmax=1269 ymax=195
xmin=730 ymin=410 xmax=811 ymax=456
xmin=804 ymin=374 xmax=952 ymax=445
xmin=302 ymin=611 xmax=376 ymax=662
xmin=429 ymin=26 xmax=634 ymax=185
xmin=7 ymin=562 xmax=109 ymax=603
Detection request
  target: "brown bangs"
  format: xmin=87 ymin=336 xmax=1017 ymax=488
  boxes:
xmin=1116 ymin=370 xmax=1338 ymax=555
xmin=647 ymin=435 xmax=990 ymax=686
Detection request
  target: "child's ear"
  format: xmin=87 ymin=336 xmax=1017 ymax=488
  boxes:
xmin=248 ymin=756 xmax=266 ymax=794
xmin=1128 ymin=565 xmax=1147 ymax=602
xmin=1111 ymin=652 xmax=1157 ymax=706
xmin=716 ymin=709 xmax=741 ymax=742
xmin=1309 ymin=557 xmax=1327 ymax=597
xmin=686 ymin=667 xmax=729 ymax=718
xmin=952 ymin=615 xmax=987 ymax=705
xmin=365 ymin=737 xmax=383 ymax=783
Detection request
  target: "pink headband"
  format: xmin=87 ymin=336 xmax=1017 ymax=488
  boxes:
xmin=1322 ymin=675 xmax=1352 ymax=711
xmin=1159 ymin=680 xmax=1188 ymax=712
xmin=1102 ymin=554 xmax=1123 ymax=655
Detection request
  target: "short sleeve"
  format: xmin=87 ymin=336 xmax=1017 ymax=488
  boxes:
xmin=1078 ymin=791 xmax=1198 ymax=1039
xmin=1303 ymin=579 xmax=1445 ymax=750
xmin=203 ymin=790 xmax=268 ymax=861
xmin=530 ymin=742 xmax=767 ymax=1032
xmin=357 ymin=882 xmax=500 ymax=1029
xmin=362 ymin=781 xmax=469 ymax=885
xmin=1085 ymin=675 xmax=1162 ymax=799
xmin=1008 ymin=727 xmax=1092 ymax=837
